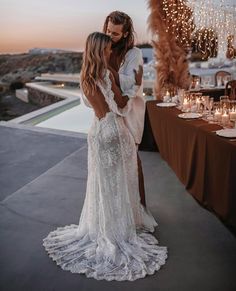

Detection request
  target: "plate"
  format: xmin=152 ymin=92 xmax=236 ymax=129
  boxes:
xmin=156 ymin=102 xmax=176 ymax=107
xmin=216 ymin=129 xmax=236 ymax=138
xmin=178 ymin=113 xmax=203 ymax=119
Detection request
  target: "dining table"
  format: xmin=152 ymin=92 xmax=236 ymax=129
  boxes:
xmin=140 ymin=100 xmax=236 ymax=231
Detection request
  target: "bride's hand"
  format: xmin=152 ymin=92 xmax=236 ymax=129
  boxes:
xmin=134 ymin=65 xmax=143 ymax=86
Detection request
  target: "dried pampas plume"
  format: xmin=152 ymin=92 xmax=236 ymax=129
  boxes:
xmin=147 ymin=0 xmax=194 ymax=99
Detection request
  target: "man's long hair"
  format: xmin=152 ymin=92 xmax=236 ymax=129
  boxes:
xmin=80 ymin=32 xmax=111 ymax=95
xmin=103 ymin=11 xmax=135 ymax=63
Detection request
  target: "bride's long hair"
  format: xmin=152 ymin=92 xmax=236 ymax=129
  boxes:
xmin=81 ymin=32 xmax=111 ymax=95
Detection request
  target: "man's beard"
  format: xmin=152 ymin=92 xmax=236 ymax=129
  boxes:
xmin=110 ymin=37 xmax=128 ymax=69
xmin=111 ymin=37 xmax=126 ymax=50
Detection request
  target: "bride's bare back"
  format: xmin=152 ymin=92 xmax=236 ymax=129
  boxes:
xmin=85 ymin=74 xmax=128 ymax=120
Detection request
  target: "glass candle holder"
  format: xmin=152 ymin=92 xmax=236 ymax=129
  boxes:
xmin=229 ymin=101 xmax=236 ymax=127
xmin=213 ymin=102 xmax=222 ymax=123
xmin=221 ymin=110 xmax=230 ymax=127
xmin=220 ymin=96 xmax=230 ymax=111
xmin=182 ymin=98 xmax=190 ymax=112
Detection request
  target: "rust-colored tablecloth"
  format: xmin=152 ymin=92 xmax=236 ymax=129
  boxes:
xmin=140 ymin=100 xmax=236 ymax=229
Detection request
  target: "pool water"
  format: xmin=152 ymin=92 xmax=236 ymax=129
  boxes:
xmin=36 ymin=103 xmax=94 ymax=133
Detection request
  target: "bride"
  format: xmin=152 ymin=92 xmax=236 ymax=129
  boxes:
xmin=43 ymin=32 xmax=167 ymax=281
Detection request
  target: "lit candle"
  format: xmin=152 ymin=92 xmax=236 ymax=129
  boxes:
xmin=229 ymin=108 xmax=236 ymax=121
xmin=163 ymin=90 xmax=171 ymax=102
xmin=222 ymin=111 xmax=229 ymax=126
xmin=182 ymin=98 xmax=189 ymax=112
xmin=214 ymin=109 xmax=222 ymax=122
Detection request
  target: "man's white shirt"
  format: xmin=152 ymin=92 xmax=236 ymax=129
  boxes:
xmin=119 ymin=47 xmax=144 ymax=99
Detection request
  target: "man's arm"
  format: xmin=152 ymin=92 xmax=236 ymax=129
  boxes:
xmin=109 ymin=64 xmax=143 ymax=88
xmin=118 ymin=47 xmax=143 ymax=98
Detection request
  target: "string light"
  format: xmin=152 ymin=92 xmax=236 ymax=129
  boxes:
xmin=191 ymin=28 xmax=218 ymax=60
xmin=188 ymin=0 xmax=236 ymax=59
xmin=162 ymin=0 xmax=195 ymax=51
xmin=160 ymin=0 xmax=236 ymax=59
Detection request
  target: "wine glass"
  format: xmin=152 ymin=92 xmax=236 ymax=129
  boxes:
xmin=207 ymin=97 xmax=214 ymax=118
xmin=177 ymin=88 xmax=185 ymax=106
xmin=202 ymin=95 xmax=209 ymax=116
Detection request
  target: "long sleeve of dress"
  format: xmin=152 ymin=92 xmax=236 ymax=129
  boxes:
xmin=97 ymin=72 xmax=132 ymax=117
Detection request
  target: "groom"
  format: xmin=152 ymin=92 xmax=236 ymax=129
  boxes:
xmin=103 ymin=11 xmax=146 ymax=207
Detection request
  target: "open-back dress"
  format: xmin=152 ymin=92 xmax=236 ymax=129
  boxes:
xmin=43 ymin=71 xmax=167 ymax=281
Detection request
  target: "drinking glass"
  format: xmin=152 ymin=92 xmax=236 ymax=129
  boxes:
xmin=220 ymin=96 xmax=230 ymax=111
xmin=202 ymin=95 xmax=209 ymax=116
xmin=177 ymin=88 xmax=185 ymax=106
xmin=195 ymin=93 xmax=202 ymax=113
xmin=207 ymin=97 xmax=214 ymax=118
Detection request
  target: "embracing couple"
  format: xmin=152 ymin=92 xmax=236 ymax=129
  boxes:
xmin=43 ymin=11 xmax=167 ymax=281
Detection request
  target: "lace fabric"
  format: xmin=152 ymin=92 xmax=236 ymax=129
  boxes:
xmin=43 ymin=71 xmax=168 ymax=281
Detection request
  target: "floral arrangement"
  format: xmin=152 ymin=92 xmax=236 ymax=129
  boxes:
xmin=148 ymin=0 xmax=194 ymax=99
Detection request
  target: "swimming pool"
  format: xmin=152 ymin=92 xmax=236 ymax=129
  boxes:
xmin=36 ymin=102 xmax=94 ymax=133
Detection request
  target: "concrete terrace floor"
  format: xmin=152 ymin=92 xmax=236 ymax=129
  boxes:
xmin=0 ymin=122 xmax=236 ymax=291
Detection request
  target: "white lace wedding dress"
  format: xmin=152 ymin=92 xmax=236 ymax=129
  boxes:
xmin=43 ymin=71 xmax=168 ymax=281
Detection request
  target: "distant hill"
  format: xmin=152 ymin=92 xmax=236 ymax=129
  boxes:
xmin=0 ymin=51 xmax=83 ymax=121
xmin=0 ymin=52 xmax=83 ymax=85
xmin=28 ymin=48 xmax=74 ymax=54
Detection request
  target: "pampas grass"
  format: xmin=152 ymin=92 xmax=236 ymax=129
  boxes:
xmin=147 ymin=0 xmax=193 ymax=99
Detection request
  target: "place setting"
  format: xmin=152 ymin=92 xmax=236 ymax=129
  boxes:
xmin=156 ymin=90 xmax=178 ymax=108
xmin=156 ymin=90 xmax=236 ymax=133
xmin=156 ymin=102 xmax=177 ymax=107
xmin=175 ymin=91 xmax=208 ymax=121
xmin=215 ymin=128 xmax=236 ymax=138
xmin=208 ymin=97 xmax=236 ymax=142
xmin=178 ymin=112 xmax=203 ymax=119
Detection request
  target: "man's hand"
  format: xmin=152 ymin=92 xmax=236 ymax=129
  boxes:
xmin=134 ymin=65 xmax=143 ymax=86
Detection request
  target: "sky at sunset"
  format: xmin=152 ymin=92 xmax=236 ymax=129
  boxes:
xmin=0 ymin=0 xmax=151 ymax=54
